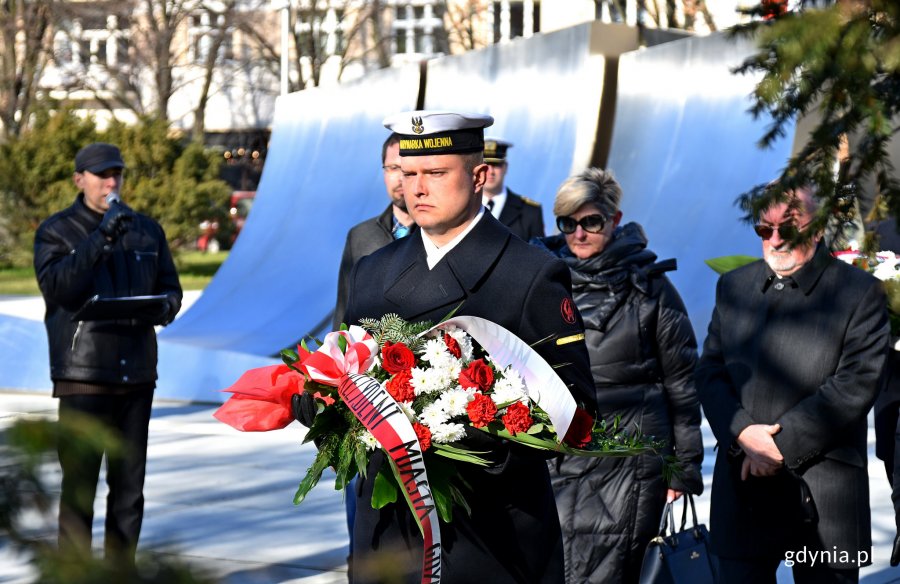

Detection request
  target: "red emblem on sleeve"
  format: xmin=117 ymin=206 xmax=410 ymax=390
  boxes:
xmin=560 ymin=297 xmax=576 ymax=324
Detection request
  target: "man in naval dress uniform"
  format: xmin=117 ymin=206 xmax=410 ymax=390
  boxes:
xmin=342 ymin=111 xmax=597 ymax=583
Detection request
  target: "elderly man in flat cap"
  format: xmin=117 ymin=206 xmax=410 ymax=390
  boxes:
xmin=34 ymin=142 xmax=182 ymax=563
xmin=335 ymin=111 xmax=596 ymax=583
xmin=482 ymin=137 xmax=544 ymax=241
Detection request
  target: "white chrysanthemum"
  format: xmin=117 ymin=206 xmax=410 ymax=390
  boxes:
xmin=430 ymin=422 xmax=466 ymax=444
xmin=411 ymin=365 xmax=452 ymax=395
xmin=443 ymin=327 xmax=474 ymax=361
xmin=410 ymin=366 xmax=434 ymax=395
xmin=419 ymin=402 xmax=449 ymax=427
xmin=492 ymin=383 xmax=527 ymax=406
xmin=421 ymin=338 xmax=450 ymax=364
xmin=492 ymin=367 xmax=528 ymax=405
xmin=359 ymin=431 xmax=381 ymax=451
xmin=398 ymin=401 xmax=417 ymax=422
xmin=437 ymin=388 xmax=474 ymax=417
xmin=873 ymin=252 xmax=900 ymax=281
xmin=429 ymin=361 xmax=461 ymax=390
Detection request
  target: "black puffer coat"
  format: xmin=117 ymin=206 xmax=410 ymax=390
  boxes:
xmin=534 ymin=223 xmax=704 ymax=584
xmin=34 ymin=194 xmax=182 ymax=386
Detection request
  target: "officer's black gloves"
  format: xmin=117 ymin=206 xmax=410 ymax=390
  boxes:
xmin=292 ymin=392 xmax=318 ymax=428
xmin=99 ymin=203 xmax=134 ymax=241
xmin=892 ymin=532 xmax=900 ymax=567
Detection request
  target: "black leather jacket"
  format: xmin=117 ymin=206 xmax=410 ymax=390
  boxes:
xmin=34 ymin=194 xmax=182 ymax=385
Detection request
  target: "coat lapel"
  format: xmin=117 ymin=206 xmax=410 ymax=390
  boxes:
xmin=382 ymin=215 xmax=510 ymax=320
xmin=498 ymin=190 xmax=523 ymax=227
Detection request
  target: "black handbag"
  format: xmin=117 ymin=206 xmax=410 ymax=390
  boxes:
xmin=638 ymin=494 xmax=716 ymax=584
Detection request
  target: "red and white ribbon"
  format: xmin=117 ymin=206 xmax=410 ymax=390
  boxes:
xmin=301 ymin=326 xmax=378 ymax=385
xmin=339 ymin=372 xmax=442 ymax=584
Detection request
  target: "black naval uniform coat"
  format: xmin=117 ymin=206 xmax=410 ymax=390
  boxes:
xmin=696 ymin=245 xmax=889 ymax=567
xmin=343 ymin=213 xmax=596 ymax=584
xmin=498 ymin=189 xmax=544 ymax=242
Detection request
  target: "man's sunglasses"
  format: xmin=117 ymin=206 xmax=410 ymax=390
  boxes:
xmin=753 ymin=220 xmax=812 ymax=240
xmin=556 ymin=214 xmax=607 ymax=234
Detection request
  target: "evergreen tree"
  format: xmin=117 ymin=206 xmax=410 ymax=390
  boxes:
xmin=0 ymin=111 xmax=232 ymax=267
xmin=734 ymin=0 xmax=900 ymax=244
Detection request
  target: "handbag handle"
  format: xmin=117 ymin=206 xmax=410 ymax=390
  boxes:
xmin=678 ymin=493 xmax=704 ymax=539
xmin=657 ymin=500 xmax=676 ymax=537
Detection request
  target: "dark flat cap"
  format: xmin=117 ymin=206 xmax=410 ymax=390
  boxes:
xmin=75 ymin=143 xmax=125 ymax=174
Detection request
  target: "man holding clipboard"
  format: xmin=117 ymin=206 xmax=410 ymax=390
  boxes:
xmin=33 ymin=142 xmax=182 ymax=564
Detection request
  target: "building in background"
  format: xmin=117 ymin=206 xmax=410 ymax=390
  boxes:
xmin=9 ymin=0 xmax=759 ymax=189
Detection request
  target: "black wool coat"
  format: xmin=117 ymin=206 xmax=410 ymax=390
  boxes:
xmin=498 ymin=189 xmax=545 ymax=242
xmin=696 ymin=244 xmax=889 ymax=567
xmin=344 ymin=212 xmax=596 ymax=584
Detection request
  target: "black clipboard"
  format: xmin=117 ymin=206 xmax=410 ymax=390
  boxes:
xmin=72 ymin=294 xmax=169 ymax=322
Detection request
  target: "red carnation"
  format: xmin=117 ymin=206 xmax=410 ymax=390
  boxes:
xmin=443 ymin=333 xmax=462 ymax=358
xmin=386 ymin=369 xmax=416 ymax=403
xmin=413 ymin=422 xmax=432 ymax=452
xmin=501 ymin=402 xmax=533 ymax=435
xmin=459 ymin=359 xmax=494 ymax=392
xmin=563 ymin=407 xmax=595 ymax=449
xmin=466 ymin=393 xmax=498 ymax=428
xmin=382 ymin=341 xmax=415 ymax=374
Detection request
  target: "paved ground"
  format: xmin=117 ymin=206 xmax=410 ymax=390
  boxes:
xmin=0 ymin=391 xmax=348 ymax=584
xmin=3 ymin=390 xmax=900 ymax=583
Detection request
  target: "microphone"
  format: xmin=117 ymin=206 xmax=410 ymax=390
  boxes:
xmin=105 ymin=191 xmax=122 ymax=206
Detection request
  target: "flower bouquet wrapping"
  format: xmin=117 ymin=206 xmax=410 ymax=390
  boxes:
xmin=215 ymin=314 xmax=662 ymax=583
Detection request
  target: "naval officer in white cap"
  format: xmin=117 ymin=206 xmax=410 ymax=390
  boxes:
xmin=338 ymin=110 xmax=597 ymax=584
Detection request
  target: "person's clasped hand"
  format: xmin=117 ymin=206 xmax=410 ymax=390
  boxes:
xmin=737 ymin=423 xmax=784 ymax=480
xmin=98 ymin=203 xmax=134 ymax=241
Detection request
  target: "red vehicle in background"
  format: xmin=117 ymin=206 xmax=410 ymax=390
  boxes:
xmin=198 ymin=191 xmax=255 ymax=253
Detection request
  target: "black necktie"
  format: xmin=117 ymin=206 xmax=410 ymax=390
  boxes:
xmin=486 ymin=200 xmax=494 ymax=213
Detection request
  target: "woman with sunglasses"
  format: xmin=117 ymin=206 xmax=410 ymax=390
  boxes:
xmin=532 ymin=168 xmax=704 ymax=584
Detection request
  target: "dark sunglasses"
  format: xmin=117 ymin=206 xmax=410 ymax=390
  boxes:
xmin=753 ymin=220 xmax=812 ymax=240
xmin=556 ymin=214 xmax=607 ymax=234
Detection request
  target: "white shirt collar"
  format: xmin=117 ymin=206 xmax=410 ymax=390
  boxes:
xmin=421 ymin=208 xmax=486 ymax=270
xmin=482 ymin=188 xmax=508 ymax=219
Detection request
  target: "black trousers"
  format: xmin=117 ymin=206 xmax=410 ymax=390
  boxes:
xmin=717 ymin=555 xmax=859 ymax=584
xmin=57 ymin=390 xmax=154 ymax=560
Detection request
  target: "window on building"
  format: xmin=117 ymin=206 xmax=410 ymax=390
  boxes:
xmin=492 ymin=1 xmax=540 ymax=43
xmin=55 ymin=14 xmax=127 ymax=68
xmin=189 ymin=11 xmax=233 ymax=63
xmin=391 ymin=1 xmax=442 ymax=57
xmin=296 ymin=7 xmax=345 ymax=58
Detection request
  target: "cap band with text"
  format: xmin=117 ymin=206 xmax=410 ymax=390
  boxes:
xmin=383 ymin=111 xmax=494 ymax=157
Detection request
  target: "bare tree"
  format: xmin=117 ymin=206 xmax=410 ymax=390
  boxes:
xmin=191 ymin=0 xmax=238 ymax=140
xmin=443 ymin=0 xmax=484 ymax=52
xmin=139 ymin=0 xmax=194 ymax=119
xmin=238 ymin=0 xmax=387 ymax=93
xmin=51 ymin=0 xmax=200 ymax=120
xmin=0 ymin=0 xmax=56 ymax=140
